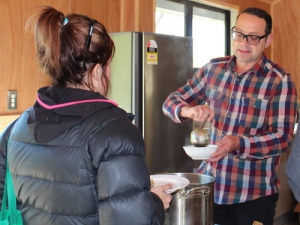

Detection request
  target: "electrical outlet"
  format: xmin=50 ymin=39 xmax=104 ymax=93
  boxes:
xmin=7 ymin=90 xmax=17 ymax=111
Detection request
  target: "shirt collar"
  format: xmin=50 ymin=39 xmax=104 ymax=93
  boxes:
xmin=228 ymin=53 xmax=267 ymax=77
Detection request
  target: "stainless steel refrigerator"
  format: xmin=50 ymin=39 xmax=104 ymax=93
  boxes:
xmin=108 ymin=32 xmax=194 ymax=174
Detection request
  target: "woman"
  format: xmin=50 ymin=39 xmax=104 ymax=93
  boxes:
xmin=0 ymin=6 xmax=172 ymax=225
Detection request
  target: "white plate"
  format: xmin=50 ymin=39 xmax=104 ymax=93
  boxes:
xmin=150 ymin=174 xmax=189 ymax=194
xmin=183 ymin=144 xmax=218 ymax=160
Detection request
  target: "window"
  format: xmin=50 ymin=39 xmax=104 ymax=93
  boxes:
xmin=156 ymin=1 xmax=184 ymax=37
xmin=156 ymin=0 xmax=230 ymax=69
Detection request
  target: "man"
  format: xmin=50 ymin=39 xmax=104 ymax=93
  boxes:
xmin=162 ymin=7 xmax=297 ymax=225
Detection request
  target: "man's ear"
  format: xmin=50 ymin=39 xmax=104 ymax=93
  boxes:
xmin=265 ymin=33 xmax=273 ymax=49
xmin=92 ymin=63 xmax=102 ymax=81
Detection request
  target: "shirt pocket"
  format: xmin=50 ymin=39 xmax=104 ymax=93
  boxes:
xmin=238 ymin=97 xmax=268 ymax=129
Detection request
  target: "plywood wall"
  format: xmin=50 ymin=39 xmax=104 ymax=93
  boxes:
xmin=0 ymin=0 xmax=155 ymax=115
xmin=1 ymin=0 xmax=299 ymax=116
xmin=272 ymin=0 xmax=300 ymax=217
xmin=272 ymin=0 xmax=300 ymax=103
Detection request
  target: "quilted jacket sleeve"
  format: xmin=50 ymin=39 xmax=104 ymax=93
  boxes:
xmin=89 ymin=116 xmax=165 ymax=225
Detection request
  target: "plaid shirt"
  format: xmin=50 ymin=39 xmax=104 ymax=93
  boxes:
xmin=162 ymin=53 xmax=298 ymax=204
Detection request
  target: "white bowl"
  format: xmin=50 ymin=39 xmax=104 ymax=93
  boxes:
xmin=183 ymin=145 xmax=218 ymax=160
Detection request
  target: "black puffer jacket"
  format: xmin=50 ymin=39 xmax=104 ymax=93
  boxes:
xmin=0 ymin=86 xmax=165 ymax=225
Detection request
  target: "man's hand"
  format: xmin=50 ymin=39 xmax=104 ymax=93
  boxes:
xmin=206 ymin=135 xmax=240 ymax=162
xmin=180 ymin=105 xmax=215 ymax=123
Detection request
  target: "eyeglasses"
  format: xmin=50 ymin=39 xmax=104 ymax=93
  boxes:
xmin=231 ymin=26 xmax=267 ymax=45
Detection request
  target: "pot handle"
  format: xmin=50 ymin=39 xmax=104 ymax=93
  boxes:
xmin=179 ymin=186 xmax=211 ymax=197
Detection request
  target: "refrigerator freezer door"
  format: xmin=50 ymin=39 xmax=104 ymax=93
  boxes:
xmin=108 ymin=32 xmax=133 ymax=114
xmin=108 ymin=32 xmax=142 ymax=129
xmin=109 ymin=32 xmax=194 ymax=174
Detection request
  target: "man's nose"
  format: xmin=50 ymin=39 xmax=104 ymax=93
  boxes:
xmin=241 ymin=36 xmax=250 ymax=45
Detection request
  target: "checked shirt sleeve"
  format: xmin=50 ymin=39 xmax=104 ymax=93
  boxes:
xmin=162 ymin=68 xmax=207 ymax=123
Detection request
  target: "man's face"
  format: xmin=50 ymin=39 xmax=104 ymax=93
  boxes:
xmin=233 ymin=13 xmax=272 ymax=65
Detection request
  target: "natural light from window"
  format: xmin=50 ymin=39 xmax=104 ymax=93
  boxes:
xmin=193 ymin=15 xmax=225 ymax=68
xmin=155 ymin=8 xmax=184 ymax=37
xmin=156 ymin=6 xmax=226 ymax=68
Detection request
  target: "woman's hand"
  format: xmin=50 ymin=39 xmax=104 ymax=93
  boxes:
xmin=151 ymin=184 xmax=173 ymax=209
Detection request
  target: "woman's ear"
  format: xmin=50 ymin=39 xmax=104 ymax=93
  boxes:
xmin=92 ymin=63 xmax=103 ymax=81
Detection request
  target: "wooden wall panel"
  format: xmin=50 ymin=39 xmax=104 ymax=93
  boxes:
xmin=0 ymin=0 xmax=69 ymax=116
xmin=207 ymin=0 xmax=270 ymax=11
xmin=0 ymin=0 xmax=154 ymax=115
xmin=119 ymin=0 xmax=155 ymax=32
xmin=3 ymin=0 xmax=297 ymax=116
xmin=137 ymin=0 xmax=155 ymax=32
xmin=272 ymin=0 xmax=300 ymax=102
xmin=273 ymin=1 xmax=300 ymax=214
xmin=120 ymin=0 xmax=135 ymax=31
xmin=70 ymin=0 xmax=122 ymax=32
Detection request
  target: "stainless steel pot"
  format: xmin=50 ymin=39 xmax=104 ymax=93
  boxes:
xmin=164 ymin=173 xmax=215 ymax=225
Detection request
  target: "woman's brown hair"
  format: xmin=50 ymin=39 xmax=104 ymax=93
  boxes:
xmin=26 ymin=6 xmax=115 ymax=96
